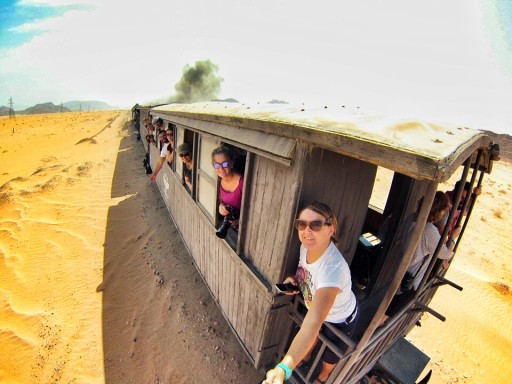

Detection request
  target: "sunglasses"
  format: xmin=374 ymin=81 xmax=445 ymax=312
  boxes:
xmin=295 ymin=219 xmax=332 ymax=232
xmin=179 ymin=152 xmax=190 ymax=157
xmin=213 ymin=161 xmax=230 ymax=169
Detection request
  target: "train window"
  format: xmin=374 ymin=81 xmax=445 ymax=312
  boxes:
xmin=212 ymin=143 xmax=247 ymax=250
xmin=175 ymin=127 xmax=195 ymax=194
xmin=166 ymin=123 xmax=176 ymax=172
xmin=175 ymin=126 xmax=184 ymax=180
xmin=369 ymin=167 xmax=394 ymax=211
xmin=352 ymin=166 xmax=395 ymax=294
xmin=197 ymin=135 xmax=221 ymax=221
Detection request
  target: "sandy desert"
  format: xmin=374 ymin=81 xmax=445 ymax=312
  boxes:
xmin=0 ymin=111 xmax=511 ymax=384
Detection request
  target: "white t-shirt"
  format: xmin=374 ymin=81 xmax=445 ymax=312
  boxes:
xmin=160 ymin=143 xmax=169 ymax=158
xmin=295 ymin=242 xmax=357 ymax=323
xmin=407 ymin=221 xmax=451 ymax=290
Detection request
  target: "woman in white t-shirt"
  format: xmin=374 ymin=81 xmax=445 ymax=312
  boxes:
xmin=263 ymin=202 xmax=358 ymax=384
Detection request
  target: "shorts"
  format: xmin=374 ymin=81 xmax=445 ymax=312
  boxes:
xmin=321 ymin=304 xmax=360 ymax=364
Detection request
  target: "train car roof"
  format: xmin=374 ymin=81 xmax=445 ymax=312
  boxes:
xmin=151 ymin=102 xmax=494 ymax=182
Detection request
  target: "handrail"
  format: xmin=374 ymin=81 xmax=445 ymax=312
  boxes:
xmin=286 ymin=295 xmax=357 ymax=383
xmin=433 ymin=275 xmax=463 ymax=291
xmin=411 ymin=302 xmax=446 ymax=322
xmin=333 ymin=182 xmax=439 ymax=384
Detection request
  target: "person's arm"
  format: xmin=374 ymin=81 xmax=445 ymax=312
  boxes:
xmin=166 ymin=151 xmax=174 ymax=165
xmin=448 ymin=224 xmax=461 ymax=245
xmin=184 ymin=173 xmax=192 ymax=190
xmin=219 ymin=203 xmax=230 ymax=216
xmin=262 ymin=287 xmax=339 ymax=383
xmin=150 ymin=157 xmax=165 ymax=181
xmin=440 ymin=225 xmax=461 ymax=268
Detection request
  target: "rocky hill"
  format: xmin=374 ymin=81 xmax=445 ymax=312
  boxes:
xmin=21 ymin=102 xmax=71 ymax=114
xmin=483 ymin=130 xmax=512 ymax=163
xmin=63 ymin=100 xmax=117 ymax=111
xmin=0 ymin=106 xmax=11 ymax=115
xmin=0 ymin=100 xmax=116 ymax=116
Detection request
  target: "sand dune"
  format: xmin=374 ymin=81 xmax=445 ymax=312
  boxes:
xmin=1 ymin=111 xmax=124 ymax=383
xmin=0 ymin=112 xmax=262 ymax=384
xmin=1 ymin=112 xmax=511 ymax=383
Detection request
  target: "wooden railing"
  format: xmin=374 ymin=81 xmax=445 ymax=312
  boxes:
xmin=285 ymin=270 xmax=454 ymax=384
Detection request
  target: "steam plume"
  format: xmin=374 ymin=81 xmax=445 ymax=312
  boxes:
xmin=171 ymin=60 xmax=223 ymax=103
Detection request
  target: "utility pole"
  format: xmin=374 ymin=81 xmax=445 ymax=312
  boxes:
xmin=60 ymin=102 xmax=64 ymax=113
xmin=8 ymin=97 xmax=15 ymax=118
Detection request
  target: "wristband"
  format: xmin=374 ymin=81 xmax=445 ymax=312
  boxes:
xmin=275 ymin=362 xmax=292 ymax=380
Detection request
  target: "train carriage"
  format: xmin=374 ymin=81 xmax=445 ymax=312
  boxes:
xmin=135 ymin=102 xmax=498 ymax=384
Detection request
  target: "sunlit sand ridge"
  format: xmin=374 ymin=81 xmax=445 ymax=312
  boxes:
xmin=0 ymin=111 xmax=125 ymax=383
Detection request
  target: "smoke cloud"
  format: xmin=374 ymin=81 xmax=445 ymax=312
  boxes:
xmin=170 ymin=60 xmax=223 ymax=103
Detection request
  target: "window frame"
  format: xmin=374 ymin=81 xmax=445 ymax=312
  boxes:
xmin=161 ymin=120 xmax=252 ymax=255
xmin=196 ymin=134 xmax=221 ymax=223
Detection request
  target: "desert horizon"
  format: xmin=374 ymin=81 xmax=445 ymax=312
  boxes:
xmin=0 ymin=111 xmax=511 ymax=383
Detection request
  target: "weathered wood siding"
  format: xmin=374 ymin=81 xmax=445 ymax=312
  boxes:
xmin=297 ymin=147 xmax=378 ymax=265
xmin=139 ymin=108 xmax=153 ymax=154
xmin=242 ymin=145 xmax=306 ymax=284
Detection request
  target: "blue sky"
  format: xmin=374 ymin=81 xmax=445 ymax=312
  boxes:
xmin=0 ymin=0 xmax=91 ymax=48
xmin=1 ymin=0 xmax=511 ymax=135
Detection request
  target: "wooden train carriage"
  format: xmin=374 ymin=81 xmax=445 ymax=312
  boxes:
xmin=135 ymin=102 xmax=498 ymax=383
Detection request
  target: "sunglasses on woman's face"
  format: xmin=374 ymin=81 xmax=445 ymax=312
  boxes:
xmin=179 ymin=152 xmax=190 ymax=158
xmin=295 ymin=219 xmax=331 ymax=232
xmin=213 ymin=161 xmax=230 ymax=169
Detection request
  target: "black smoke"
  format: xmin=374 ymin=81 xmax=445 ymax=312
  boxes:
xmin=170 ymin=60 xmax=223 ymax=103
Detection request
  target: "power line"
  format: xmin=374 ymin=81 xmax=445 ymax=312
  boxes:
xmin=8 ymin=97 xmax=15 ymax=118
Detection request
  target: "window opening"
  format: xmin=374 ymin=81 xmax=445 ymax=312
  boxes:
xmin=175 ymin=128 xmax=195 ymax=195
xmin=369 ymin=167 xmax=394 ymax=213
xmin=352 ymin=166 xmax=394 ymax=297
xmin=212 ymin=143 xmax=247 ymax=251
xmin=175 ymin=126 xmax=184 ymax=180
xmin=165 ymin=122 xmax=175 ymax=171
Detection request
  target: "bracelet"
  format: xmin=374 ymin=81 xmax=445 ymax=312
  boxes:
xmin=448 ymin=238 xmax=456 ymax=247
xmin=275 ymin=362 xmax=292 ymax=380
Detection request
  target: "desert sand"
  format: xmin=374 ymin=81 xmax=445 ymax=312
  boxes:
xmin=0 ymin=112 xmax=510 ymax=384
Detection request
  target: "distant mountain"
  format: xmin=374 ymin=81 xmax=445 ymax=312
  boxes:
xmin=0 ymin=100 xmax=117 ymax=115
xmin=63 ymin=100 xmax=117 ymax=111
xmin=211 ymin=98 xmax=239 ymax=103
xmin=0 ymin=106 xmax=10 ymax=116
xmin=266 ymin=99 xmax=288 ymax=104
xmin=20 ymin=102 xmax=71 ymax=114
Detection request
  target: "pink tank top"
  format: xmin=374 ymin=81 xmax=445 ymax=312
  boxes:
xmin=220 ymin=176 xmax=244 ymax=211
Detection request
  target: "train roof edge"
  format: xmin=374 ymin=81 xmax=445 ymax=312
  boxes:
xmin=150 ymin=102 xmax=497 ymax=182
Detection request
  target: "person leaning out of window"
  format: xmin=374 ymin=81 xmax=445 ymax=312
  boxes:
xmin=177 ymin=143 xmax=193 ymax=191
xmin=211 ymin=146 xmax=243 ymax=237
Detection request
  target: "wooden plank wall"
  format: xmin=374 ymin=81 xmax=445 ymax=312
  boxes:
xmin=139 ymin=109 xmax=149 ymax=153
xmin=242 ymin=146 xmax=305 ymax=285
xmin=149 ymin=149 xmax=277 ymax=366
xmin=297 ymin=147 xmax=378 ymax=265
xmin=140 ymin=125 xmax=149 ymax=153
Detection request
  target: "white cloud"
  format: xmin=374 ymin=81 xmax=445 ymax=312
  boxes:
xmin=1 ymin=0 xmax=511 ymax=134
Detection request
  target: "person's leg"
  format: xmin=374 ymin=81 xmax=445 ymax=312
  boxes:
xmin=314 ymin=361 xmax=336 ymax=383
xmin=298 ymin=337 xmax=318 ymax=366
xmin=316 ymin=307 xmax=360 ymax=383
